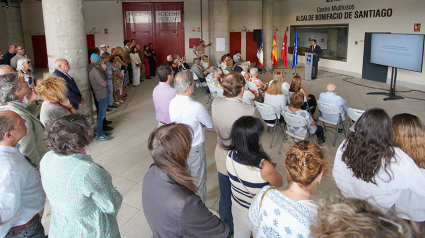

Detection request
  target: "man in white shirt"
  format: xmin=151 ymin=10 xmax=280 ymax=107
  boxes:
xmin=169 ymin=70 xmax=214 ymax=202
xmin=318 ymin=83 xmax=347 ymax=132
xmin=0 ymin=110 xmax=46 ymax=237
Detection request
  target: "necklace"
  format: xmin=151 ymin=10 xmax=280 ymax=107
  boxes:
xmin=288 ymin=186 xmax=311 ymax=199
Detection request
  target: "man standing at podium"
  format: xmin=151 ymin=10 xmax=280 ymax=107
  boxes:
xmin=309 ymin=39 xmax=322 ymax=79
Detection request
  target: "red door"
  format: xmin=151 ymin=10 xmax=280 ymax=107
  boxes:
xmin=122 ymin=2 xmax=184 ymax=65
xmin=32 ymin=35 xmax=48 ymax=68
xmin=230 ymin=32 xmax=241 ymax=57
xmin=246 ymin=32 xmax=257 ymax=62
xmin=32 ymin=35 xmax=95 ymax=68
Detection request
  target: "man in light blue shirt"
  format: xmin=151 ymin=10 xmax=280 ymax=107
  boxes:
xmin=318 ymin=83 xmax=347 ymax=131
xmin=0 ymin=110 xmax=46 ymax=237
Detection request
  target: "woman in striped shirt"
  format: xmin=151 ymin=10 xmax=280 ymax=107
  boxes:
xmin=225 ymin=116 xmax=283 ymax=238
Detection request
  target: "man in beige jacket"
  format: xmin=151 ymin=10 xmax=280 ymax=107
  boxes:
xmin=0 ymin=66 xmax=48 ymax=170
xmin=211 ymin=72 xmax=265 ymax=237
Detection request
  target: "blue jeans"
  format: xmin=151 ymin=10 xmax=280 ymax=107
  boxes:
xmin=5 ymin=215 xmax=45 ymax=238
xmin=96 ymin=97 xmax=108 ymax=138
xmin=123 ymin=67 xmax=128 ymax=86
xmin=315 ymin=125 xmax=325 ymax=142
xmin=108 ymin=79 xmax=113 ymax=106
xmin=218 ymin=172 xmax=234 ymax=237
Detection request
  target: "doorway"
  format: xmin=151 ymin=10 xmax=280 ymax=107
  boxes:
xmin=122 ymin=2 xmax=185 ymax=65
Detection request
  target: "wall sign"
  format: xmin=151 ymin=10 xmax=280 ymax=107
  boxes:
xmin=126 ymin=11 xmax=152 ymax=23
xmin=296 ymin=4 xmax=393 ymax=21
xmin=156 ymin=11 xmax=181 ymax=23
xmin=414 ymin=23 xmax=421 ymax=32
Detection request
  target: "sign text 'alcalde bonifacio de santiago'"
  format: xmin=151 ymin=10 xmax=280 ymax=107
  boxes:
xmin=296 ymin=4 xmax=393 ymax=21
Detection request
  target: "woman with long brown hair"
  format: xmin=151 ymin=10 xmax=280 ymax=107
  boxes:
xmin=289 ymin=75 xmax=317 ymax=115
xmin=142 ymin=123 xmax=229 ymax=237
xmin=392 ymin=113 xmax=425 ymax=223
xmin=333 ymin=108 xmax=425 ymax=219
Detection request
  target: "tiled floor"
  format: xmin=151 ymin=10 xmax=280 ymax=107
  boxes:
xmin=37 ymin=66 xmax=425 ymax=237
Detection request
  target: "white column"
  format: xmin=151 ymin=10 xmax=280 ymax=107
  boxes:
xmin=1 ymin=0 xmax=25 ymax=47
xmin=241 ymin=31 xmax=247 ymax=60
xmin=42 ymin=0 xmax=93 ymax=122
xmin=262 ymin=0 xmax=274 ymax=70
xmin=208 ymin=0 xmax=229 ymax=64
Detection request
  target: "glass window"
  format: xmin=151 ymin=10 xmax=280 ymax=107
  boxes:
xmin=289 ymin=24 xmax=349 ymax=62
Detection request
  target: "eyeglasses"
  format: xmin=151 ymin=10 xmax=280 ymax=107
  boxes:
xmin=16 ymin=48 xmax=24 ymax=50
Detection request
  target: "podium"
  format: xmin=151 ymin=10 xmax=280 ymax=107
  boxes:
xmin=305 ymin=53 xmax=313 ymax=81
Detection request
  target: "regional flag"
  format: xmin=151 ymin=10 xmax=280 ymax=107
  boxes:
xmin=291 ymin=31 xmax=298 ymax=69
xmin=257 ymin=32 xmax=264 ymax=68
xmin=282 ymin=31 xmax=288 ymax=68
xmin=271 ymin=32 xmax=278 ymax=68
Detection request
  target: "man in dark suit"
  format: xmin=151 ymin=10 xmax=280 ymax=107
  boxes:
xmin=309 ymin=39 xmax=322 ymax=79
xmin=53 ymin=59 xmax=113 ymax=131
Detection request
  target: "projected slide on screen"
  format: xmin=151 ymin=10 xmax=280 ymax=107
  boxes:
xmin=370 ymin=33 xmax=424 ymax=72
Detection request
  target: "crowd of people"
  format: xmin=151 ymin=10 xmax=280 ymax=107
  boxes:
xmin=0 ymin=37 xmax=424 ymax=238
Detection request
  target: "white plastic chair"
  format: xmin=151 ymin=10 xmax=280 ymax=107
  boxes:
xmin=346 ymin=108 xmax=365 ymax=138
xmin=279 ymin=111 xmax=312 ymax=153
xmin=223 ymin=69 xmax=230 ymax=75
xmin=192 ymin=73 xmax=208 ymax=99
xmin=317 ymin=100 xmax=346 ymax=146
xmin=206 ymin=83 xmax=224 ymax=111
xmin=254 ymin=102 xmax=284 ymax=149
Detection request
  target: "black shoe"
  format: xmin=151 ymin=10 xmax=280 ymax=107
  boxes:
xmin=108 ymin=105 xmax=117 ymax=109
xmin=103 ymin=125 xmax=113 ymax=131
xmin=338 ymin=128 xmax=344 ymax=133
xmin=105 ymin=120 xmax=112 ymax=125
xmin=106 ymin=108 xmax=111 ymax=112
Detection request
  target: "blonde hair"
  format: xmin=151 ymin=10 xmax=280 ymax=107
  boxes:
xmin=202 ymin=55 xmax=209 ymax=61
xmin=392 ymin=113 xmax=425 ymax=168
xmin=34 ymin=73 xmax=67 ymax=102
xmin=112 ymin=47 xmax=123 ymax=57
xmin=267 ymin=72 xmax=285 ymax=95
xmin=225 ymin=57 xmax=233 ymax=67
xmin=312 ymin=197 xmax=420 ymax=238
xmin=273 ymin=71 xmax=285 ymax=82
xmin=250 ymin=68 xmax=258 ymax=78
xmin=16 ymin=58 xmax=30 ymax=71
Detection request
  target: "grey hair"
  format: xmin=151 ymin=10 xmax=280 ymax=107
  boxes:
xmin=174 ymin=70 xmax=193 ymax=93
xmin=213 ymin=68 xmax=222 ymax=78
xmin=0 ymin=72 xmax=21 ymax=105
xmin=0 ymin=111 xmax=17 ymax=142
xmin=174 ymin=54 xmax=179 ymax=59
xmin=250 ymin=67 xmax=258 ymax=77
xmin=241 ymin=62 xmax=250 ymax=71
xmin=193 ymin=58 xmax=200 ymax=64
xmin=16 ymin=58 xmax=30 ymax=71
xmin=167 ymin=55 xmax=173 ymax=61
xmin=327 ymin=84 xmax=336 ymax=91
xmin=101 ymin=52 xmax=110 ymax=59
xmin=236 ymin=58 xmax=244 ymax=65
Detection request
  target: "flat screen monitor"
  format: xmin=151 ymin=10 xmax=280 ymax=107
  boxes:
xmin=370 ymin=33 xmax=425 ymax=72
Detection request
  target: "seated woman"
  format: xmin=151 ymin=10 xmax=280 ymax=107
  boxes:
xmin=283 ymin=92 xmax=326 ymax=145
xmin=225 ymin=116 xmax=283 ymax=237
xmin=263 ymin=76 xmax=286 ymax=124
xmin=392 ymin=113 xmax=425 ymax=223
xmin=220 ymin=55 xmax=228 ymax=69
xmin=332 ymin=108 xmax=425 ymax=217
xmin=35 ymin=73 xmax=77 ymax=125
xmin=290 ymin=75 xmax=317 ymax=115
xmin=167 ymin=55 xmax=179 ymax=75
xmin=312 ymin=198 xmax=422 ymax=238
xmin=249 ymin=67 xmax=267 ymax=98
xmin=240 ymin=61 xmax=250 ymax=81
xmin=273 ymin=71 xmax=290 ymax=92
xmin=225 ymin=57 xmax=234 ymax=73
xmin=249 ymin=140 xmax=326 ymax=238
xmin=201 ymin=54 xmax=211 ymax=70
xmin=16 ymin=58 xmax=36 ymax=87
xmin=142 ymin=123 xmax=229 ymax=237
xmin=40 ymin=114 xmax=122 ymax=238
xmin=174 ymin=54 xmax=189 ymax=70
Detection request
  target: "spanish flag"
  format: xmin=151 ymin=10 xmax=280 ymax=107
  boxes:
xmin=271 ymin=32 xmax=278 ymax=68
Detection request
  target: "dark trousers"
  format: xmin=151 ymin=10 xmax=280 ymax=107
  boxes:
xmin=218 ymin=172 xmax=234 ymax=237
xmin=128 ymin=64 xmax=133 ymax=84
xmin=149 ymin=59 xmax=156 ymax=76
xmin=5 ymin=215 xmax=45 ymax=238
xmin=301 ymin=94 xmax=317 ymax=115
xmin=264 ymin=115 xmax=285 ymax=125
xmin=315 ymin=125 xmax=325 ymax=142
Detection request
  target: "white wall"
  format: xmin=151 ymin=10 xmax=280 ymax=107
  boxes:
xmin=280 ymin=0 xmax=425 ymax=88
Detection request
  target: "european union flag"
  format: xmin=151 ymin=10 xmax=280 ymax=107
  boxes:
xmin=291 ymin=31 xmax=298 ymax=69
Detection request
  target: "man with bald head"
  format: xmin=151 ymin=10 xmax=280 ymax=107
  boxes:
xmin=318 ymin=82 xmax=347 ymax=132
xmin=0 ymin=111 xmax=46 ymax=237
xmin=53 ymin=59 xmax=84 ymax=110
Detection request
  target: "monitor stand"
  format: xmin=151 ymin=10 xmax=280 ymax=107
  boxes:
xmin=367 ymin=67 xmax=404 ymax=101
